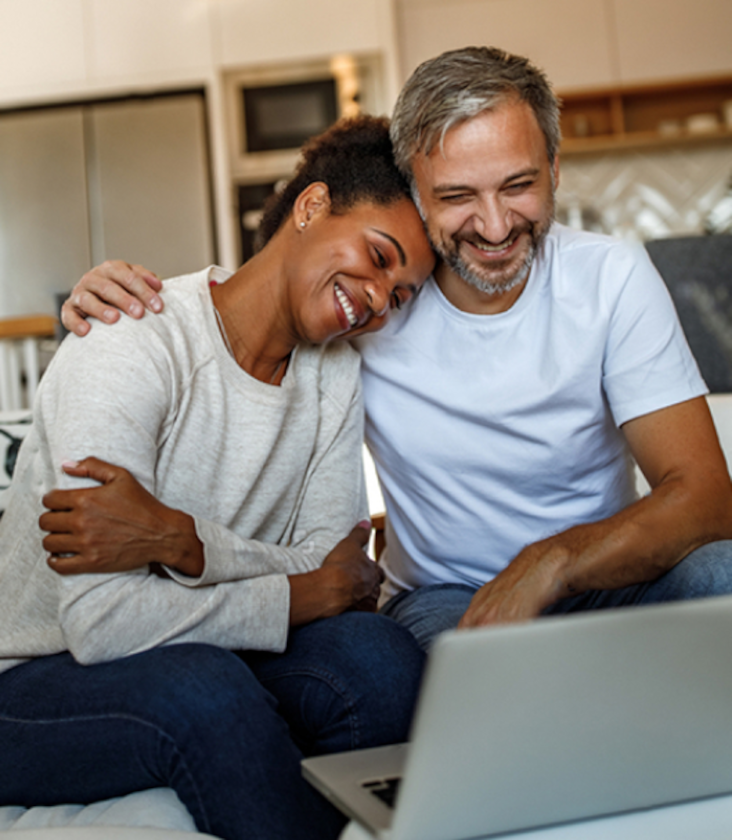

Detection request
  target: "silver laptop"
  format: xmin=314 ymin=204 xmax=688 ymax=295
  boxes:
xmin=302 ymin=595 xmax=732 ymax=840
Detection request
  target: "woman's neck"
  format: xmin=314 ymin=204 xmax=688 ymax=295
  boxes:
xmin=210 ymin=253 xmax=296 ymax=385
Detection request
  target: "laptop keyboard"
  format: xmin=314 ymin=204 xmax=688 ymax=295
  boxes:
xmin=362 ymin=777 xmax=401 ymax=808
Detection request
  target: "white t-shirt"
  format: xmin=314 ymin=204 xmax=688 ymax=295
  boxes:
xmin=355 ymin=224 xmax=707 ymax=598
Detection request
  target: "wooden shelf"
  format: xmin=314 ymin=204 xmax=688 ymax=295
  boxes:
xmin=0 ymin=315 xmax=57 ymax=340
xmin=558 ymin=75 xmax=732 ymax=156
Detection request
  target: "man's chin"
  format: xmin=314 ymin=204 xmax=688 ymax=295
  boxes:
xmin=449 ymin=247 xmax=534 ymax=296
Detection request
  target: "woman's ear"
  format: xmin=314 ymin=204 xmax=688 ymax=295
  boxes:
xmin=293 ymin=182 xmax=331 ymax=232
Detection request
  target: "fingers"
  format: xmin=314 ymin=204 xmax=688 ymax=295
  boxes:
xmin=61 ymin=261 xmax=163 ymax=335
xmin=41 ymin=457 xmax=127 ymax=514
xmin=59 ymin=456 xmax=128 ymax=484
xmin=46 ymin=553 xmax=96 ymax=576
xmin=61 ymin=300 xmax=95 ymax=336
xmin=350 ymin=520 xmax=372 ymax=547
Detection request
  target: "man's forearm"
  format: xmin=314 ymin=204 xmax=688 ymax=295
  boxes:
xmin=460 ymin=469 xmax=732 ymax=628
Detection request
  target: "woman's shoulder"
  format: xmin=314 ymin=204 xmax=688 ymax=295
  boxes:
xmin=298 ymin=341 xmax=362 ymax=406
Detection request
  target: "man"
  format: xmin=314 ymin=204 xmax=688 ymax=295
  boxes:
xmin=61 ymin=47 xmax=732 ymax=650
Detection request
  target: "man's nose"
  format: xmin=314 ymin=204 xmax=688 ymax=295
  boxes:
xmin=474 ymin=195 xmax=512 ymax=244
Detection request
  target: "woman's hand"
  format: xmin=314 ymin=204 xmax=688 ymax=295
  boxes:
xmin=288 ymin=522 xmax=384 ymax=625
xmin=62 ymin=261 xmax=164 ymax=337
xmin=40 ymin=457 xmax=203 ymax=577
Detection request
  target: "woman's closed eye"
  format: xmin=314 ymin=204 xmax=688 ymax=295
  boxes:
xmin=374 ymin=248 xmax=387 ymax=269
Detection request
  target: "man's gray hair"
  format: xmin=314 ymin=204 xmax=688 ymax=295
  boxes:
xmin=390 ymin=46 xmax=561 ymax=184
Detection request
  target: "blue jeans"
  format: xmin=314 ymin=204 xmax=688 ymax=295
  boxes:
xmin=381 ymin=540 xmax=732 ymax=651
xmin=0 ymin=612 xmax=425 ymax=840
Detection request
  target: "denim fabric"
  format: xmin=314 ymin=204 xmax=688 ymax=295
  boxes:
xmin=0 ymin=612 xmax=425 ymax=840
xmin=381 ymin=540 xmax=732 ymax=651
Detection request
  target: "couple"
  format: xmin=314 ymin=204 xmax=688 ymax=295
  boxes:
xmin=2 ymin=45 xmax=732 ymax=840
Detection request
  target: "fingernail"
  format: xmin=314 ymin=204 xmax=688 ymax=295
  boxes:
xmin=103 ymin=308 xmax=117 ymax=322
xmin=61 ymin=460 xmax=79 ymax=469
xmin=129 ymin=301 xmax=143 ymax=317
xmin=358 ymin=520 xmax=372 ymax=529
xmin=150 ymin=296 xmax=162 ymax=312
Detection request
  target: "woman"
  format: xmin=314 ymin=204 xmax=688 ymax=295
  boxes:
xmin=0 ymin=117 xmax=434 ymax=840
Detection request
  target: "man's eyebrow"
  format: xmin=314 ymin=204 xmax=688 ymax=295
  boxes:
xmin=373 ymin=229 xmax=406 ymax=266
xmin=432 ymin=183 xmax=472 ymax=195
xmin=504 ymin=167 xmax=540 ymax=183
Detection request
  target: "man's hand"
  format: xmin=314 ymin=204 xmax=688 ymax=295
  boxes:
xmin=288 ymin=522 xmax=384 ymax=625
xmin=460 ymin=398 xmax=732 ymax=631
xmin=62 ymin=261 xmax=164 ymax=337
xmin=458 ymin=539 xmax=567 ymax=629
xmin=40 ymin=457 xmax=203 ymax=577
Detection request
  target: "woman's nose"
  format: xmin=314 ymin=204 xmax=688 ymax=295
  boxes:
xmin=364 ymin=281 xmax=389 ymax=317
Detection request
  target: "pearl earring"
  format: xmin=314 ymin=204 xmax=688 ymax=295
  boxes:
xmin=299 ymin=221 xmax=306 ymax=229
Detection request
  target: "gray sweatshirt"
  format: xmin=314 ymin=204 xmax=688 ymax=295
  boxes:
xmin=0 ymin=267 xmax=367 ymax=673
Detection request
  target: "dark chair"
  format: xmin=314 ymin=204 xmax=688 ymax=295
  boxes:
xmin=645 ymin=235 xmax=732 ymax=393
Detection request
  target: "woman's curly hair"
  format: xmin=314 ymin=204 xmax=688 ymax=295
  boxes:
xmin=256 ymin=115 xmax=412 ymax=249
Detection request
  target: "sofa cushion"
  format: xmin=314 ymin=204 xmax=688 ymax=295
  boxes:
xmin=0 ymin=790 xmax=196 ymax=833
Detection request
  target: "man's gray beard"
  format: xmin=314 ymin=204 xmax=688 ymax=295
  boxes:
xmin=438 ymin=206 xmax=554 ymax=296
xmin=444 ymin=241 xmax=535 ymax=296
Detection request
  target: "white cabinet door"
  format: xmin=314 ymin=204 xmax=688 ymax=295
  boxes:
xmin=212 ymin=0 xmax=387 ymax=67
xmin=87 ymin=94 xmax=215 ymax=279
xmin=396 ymin=0 xmax=619 ymax=90
xmin=613 ymin=0 xmax=732 ymax=84
xmin=0 ymin=108 xmax=90 ymax=317
xmin=0 ymin=93 xmax=215 ymax=318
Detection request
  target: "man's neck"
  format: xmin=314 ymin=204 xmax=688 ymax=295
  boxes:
xmin=434 ymin=261 xmax=529 ymax=315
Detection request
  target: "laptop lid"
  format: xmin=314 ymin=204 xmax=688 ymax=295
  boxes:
xmin=304 ymin=595 xmax=732 ymax=840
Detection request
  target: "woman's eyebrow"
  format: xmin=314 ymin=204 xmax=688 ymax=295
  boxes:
xmin=372 ymin=229 xmax=406 ymax=266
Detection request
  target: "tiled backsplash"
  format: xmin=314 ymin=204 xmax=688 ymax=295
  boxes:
xmin=556 ymin=144 xmax=732 ymax=241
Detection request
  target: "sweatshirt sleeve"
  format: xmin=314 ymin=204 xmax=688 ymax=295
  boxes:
xmin=168 ymin=381 xmax=369 ymax=587
xmin=37 ymin=316 xmax=293 ymax=664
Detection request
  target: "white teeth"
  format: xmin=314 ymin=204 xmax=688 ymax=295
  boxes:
xmin=335 ymin=283 xmax=358 ymax=327
xmin=473 ymin=235 xmax=517 ymax=253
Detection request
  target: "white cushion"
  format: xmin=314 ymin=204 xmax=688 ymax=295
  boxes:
xmin=0 ymin=790 xmax=195 ymax=833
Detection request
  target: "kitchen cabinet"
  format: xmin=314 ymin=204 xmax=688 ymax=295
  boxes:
xmin=559 ymin=76 xmax=732 ymax=155
xmin=0 ymin=92 xmax=214 ymax=318
xmin=0 ymin=107 xmax=90 ymax=318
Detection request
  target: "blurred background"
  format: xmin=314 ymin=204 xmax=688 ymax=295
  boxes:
xmin=0 ymin=0 xmax=731 ymax=400
xmin=0 ymin=0 xmax=731 ymax=313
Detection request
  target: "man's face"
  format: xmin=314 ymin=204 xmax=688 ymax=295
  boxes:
xmin=411 ymin=99 xmax=558 ymax=296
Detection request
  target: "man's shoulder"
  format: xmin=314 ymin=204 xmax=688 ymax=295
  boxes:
xmin=545 ymin=223 xmax=642 ymax=260
xmin=541 ymin=224 xmax=654 ymax=287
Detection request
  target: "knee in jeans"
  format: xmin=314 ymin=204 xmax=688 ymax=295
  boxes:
xmin=134 ymin=644 xmax=275 ymax=737
xmin=328 ymin=613 xmax=425 ymax=738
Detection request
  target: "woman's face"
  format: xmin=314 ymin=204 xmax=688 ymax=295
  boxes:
xmin=289 ymin=196 xmax=436 ymax=344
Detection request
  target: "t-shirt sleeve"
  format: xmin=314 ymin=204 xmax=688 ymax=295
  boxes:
xmin=601 ymin=243 xmax=707 ymax=427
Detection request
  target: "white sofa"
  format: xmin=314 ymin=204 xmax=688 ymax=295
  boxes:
xmin=1 ymin=394 xmax=731 ymax=834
